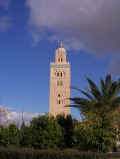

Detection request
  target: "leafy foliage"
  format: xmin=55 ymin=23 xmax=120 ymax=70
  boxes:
xmin=70 ymin=74 xmax=120 ymax=152
xmin=0 ymin=147 xmax=108 ymax=159
xmin=19 ymin=122 xmax=32 ymax=147
xmin=30 ymin=115 xmax=63 ymax=149
xmin=56 ymin=115 xmax=74 ymax=148
xmin=71 ymin=75 xmax=120 ymax=122
xmin=7 ymin=124 xmax=20 ymax=146
xmin=0 ymin=115 xmax=64 ymax=149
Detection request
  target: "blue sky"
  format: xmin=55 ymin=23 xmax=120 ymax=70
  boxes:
xmin=0 ymin=0 xmax=120 ymax=120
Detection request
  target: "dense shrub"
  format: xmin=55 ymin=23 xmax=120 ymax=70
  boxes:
xmin=56 ymin=115 xmax=74 ymax=148
xmin=106 ymin=152 xmax=120 ymax=158
xmin=19 ymin=123 xmax=32 ymax=147
xmin=7 ymin=124 xmax=20 ymax=146
xmin=30 ymin=115 xmax=64 ymax=149
xmin=73 ymin=120 xmax=116 ymax=152
xmin=0 ymin=147 xmax=108 ymax=159
xmin=0 ymin=114 xmax=118 ymax=152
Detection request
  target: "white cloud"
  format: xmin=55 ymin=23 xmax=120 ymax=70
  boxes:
xmin=26 ymin=0 xmax=120 ymax=54
xmin=9 ymin=111 xmax=39 ymax=122
xmin=0 ymin=106 xmax=11 ymax=125
xmin=0 ymin=106 xmax=40 ymax=126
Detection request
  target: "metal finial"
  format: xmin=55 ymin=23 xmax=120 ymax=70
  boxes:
xmin=59 ymin=40 xmax=63 ymax=48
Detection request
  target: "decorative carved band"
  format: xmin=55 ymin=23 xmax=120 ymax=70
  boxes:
xmin=51 ymin=63 xmax=70 ymax=68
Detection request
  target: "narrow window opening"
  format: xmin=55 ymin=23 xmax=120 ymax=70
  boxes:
xmin=57 ymin=81 xmax=63 ymax=86
xmin=60 ymin=81 xmax=63 ymax=86
xmin=57 ymin=81 xmax=59 ymax=86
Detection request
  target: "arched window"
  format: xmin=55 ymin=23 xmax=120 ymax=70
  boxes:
xmin=58 ymin=100 xmax=61 ymax=104
xmin=58 ymin=94 xmax=60 ymax=97
xmin=56 ymin=71 xmax=65 ymax=78
xmin=61 ymin=58 xmax=63 ymax=62
xmin=58 ymin=58 xmax=60 ymax=62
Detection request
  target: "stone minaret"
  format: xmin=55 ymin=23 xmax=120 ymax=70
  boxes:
xmin=49 ymin=41 xmax=70 ymax=117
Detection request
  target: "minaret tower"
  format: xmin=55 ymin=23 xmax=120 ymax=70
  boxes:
xmin=49 ymin=41 xmax=70 ymax=117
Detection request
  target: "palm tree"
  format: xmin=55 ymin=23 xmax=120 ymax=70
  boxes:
xmin=69 ymin=74 xmax=120 ymax=152
xmin=70 ymin=74 xmax=120 ymax=123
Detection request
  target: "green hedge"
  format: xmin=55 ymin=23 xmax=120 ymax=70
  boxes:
xmin=106 ymin=152 xmax=120 ymax=158
xmin=0 ymin=147 xmax=108 ymax=159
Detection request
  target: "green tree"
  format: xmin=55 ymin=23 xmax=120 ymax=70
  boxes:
xmin=56 ymin=115 xmax=74 ymax=148
xmin=73 ymin=120 xmax=116 ymax=152
xmin=8 ymin=124 xmax=19 ymax=146
xmin=73 ymin=121 xmax=93 ymax=151
xmin=30 ymin=114 xmax=63 ymax=149
xmin=19 ymin=122 xmax=32 ymax=147
xmin=0 ymin=126 xmax=9 ymax=146
xmin=70 ymin=74 xmax=120 ymax=152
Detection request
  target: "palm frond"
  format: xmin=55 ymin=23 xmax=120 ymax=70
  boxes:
xmin=100 ymin=79 xmax=106 ymax=96
xmin=105 ymin=74 xmax=111 ymax=86
xmin=111 ymin=97 xmax=120 ymax=106
xmin=71 ymin=86 xmax=94 ymax=101
xmin=108 ymin=82 xmax=120 ymax=99
xmin=70 ymin=97 xmax=90 ymax=105
xmin=104 ymin=74 xmax=114 ymax=96
xmin=70 ymin=75 xmax=120 ymax=122
xmin=86 ymin=77 xmax=102 ymax=100
xmin=65 ymin=104 xmax=80 ymax=108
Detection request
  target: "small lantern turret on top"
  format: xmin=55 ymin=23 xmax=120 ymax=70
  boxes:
xmin=56 ymin=40 xmax=67 ymax=64
xmin=60 ymin=40 xmax=63 ymax=48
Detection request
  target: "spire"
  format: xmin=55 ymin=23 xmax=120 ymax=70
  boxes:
xmin=59 ymin=40 xmax=63 ymax=48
